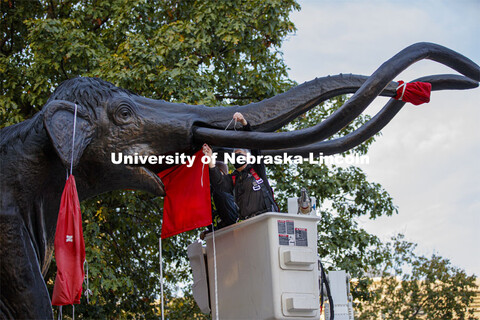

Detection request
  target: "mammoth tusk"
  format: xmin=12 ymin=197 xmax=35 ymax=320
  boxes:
xmin=196 ymin=73 xmax=397 ymax=132
xmin=193 ymin=43 xmax=480 ymax=150
xmin=233 ymin=74 xmax=396 ymax=132
xmin=263 ymin=74 xmax=478 ymax=157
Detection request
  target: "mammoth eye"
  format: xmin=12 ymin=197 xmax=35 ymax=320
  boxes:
xmin=115 ymin=105 xmax=134 ymax=124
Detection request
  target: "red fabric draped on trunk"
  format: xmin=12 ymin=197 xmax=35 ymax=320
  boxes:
xmin=158 ymin=150 xmax=212 ymax=239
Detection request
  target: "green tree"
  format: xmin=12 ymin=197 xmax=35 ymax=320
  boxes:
xmin=355 ymin=235 xmax=478 ymax=320
xmin=1 ymin=0 xmax=297 ymax=127
xmin=2 ymin=0 xmax=298 ymax=318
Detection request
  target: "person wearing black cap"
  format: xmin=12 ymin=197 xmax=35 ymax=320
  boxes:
xmin=203 ymin=112 xmax=278 ymax=226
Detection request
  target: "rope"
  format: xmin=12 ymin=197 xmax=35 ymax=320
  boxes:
xmin=224 ymin=118 xmax=234 ymax=130
xmin=208 ymin=113 xmax=239 ymax=318
xmin=224 ymin=117 xmax=238 ymax=131
xmin=83 ymin=260 xmax=92 ymax=303
xmin=159 ymin=237 xmax=165 ymax=320
xmin=201 ymin=162 xmax=206 ymax=188
xmin=57 ymin=306 xmax=62 ymax=320
xmin=398 ymin=82 xmax=407 ymax=101
xmin=57 ymin=103 xmax=81 ymax=320
xmin=212 ymin=223 xmax=219 ymax=320
xmin=70 ymin=104 xmax=78 ymax=176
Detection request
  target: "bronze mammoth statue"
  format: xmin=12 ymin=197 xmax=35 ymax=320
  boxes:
xmin=0 ymin=42 xmax=479 ymax=319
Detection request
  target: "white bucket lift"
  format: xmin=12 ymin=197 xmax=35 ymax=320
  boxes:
xmin=187 ymin=209 xmax=356 ymax=319
xmin=194 ymin=212 xmax=321 ymax=320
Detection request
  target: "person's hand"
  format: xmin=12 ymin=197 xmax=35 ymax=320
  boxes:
xmin=202 ymin=144 xmax=216 ymax=168
xmin=233 ymin=112 xmax=248 ymax=126
xmin=202 ymin=143 xmax=212 ymax=157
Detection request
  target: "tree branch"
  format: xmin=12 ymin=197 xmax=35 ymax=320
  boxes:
xmin=60 ymin=57 xmax=69 ymax=80
xmin=48 ymin=0 xmax=56 ymax=19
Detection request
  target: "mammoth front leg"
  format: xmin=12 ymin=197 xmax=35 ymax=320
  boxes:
xmin=0 ymin=214 xmax=53 ymax=320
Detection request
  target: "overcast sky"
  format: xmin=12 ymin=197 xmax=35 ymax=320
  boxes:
xmin=281 ymin=0 xmax=479 ymax=276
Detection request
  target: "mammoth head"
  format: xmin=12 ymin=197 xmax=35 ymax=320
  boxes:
xmin=40 ymin=79 xmax=195 ymax=197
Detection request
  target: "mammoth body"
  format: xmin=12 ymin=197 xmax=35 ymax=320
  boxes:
xmin=0 ymin=42 xmax=479 ymax=319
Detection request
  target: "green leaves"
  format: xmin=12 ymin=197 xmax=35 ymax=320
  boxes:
xmin=3 ymin=0 xmax=300 ymax=317
xmin=355 ymin=235 xmax=478 ymax=319
xmin=1 ymin=0 xmax=299 ymax=115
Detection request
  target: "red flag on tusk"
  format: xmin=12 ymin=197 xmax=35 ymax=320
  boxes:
xmin=394 ymin=80 xmax=432 ymax=106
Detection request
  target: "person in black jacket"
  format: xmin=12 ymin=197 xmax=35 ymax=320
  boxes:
xmin=203 ymin=112 xmax=278 ymax=224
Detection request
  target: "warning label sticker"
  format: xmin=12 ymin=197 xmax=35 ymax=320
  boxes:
xmin=279 ymin=234 xmax=289 ymax=245
xmin=277 ymin=220 xmax=286 ymax=234
xmin=279 ymin=234 xmax=296 ymax=246
xmin=278 ymin=220 xmax=307 ymax=246
xmin=286 ymin=220 xmax=294 ymax=234
xmin=295 ymin=228 xmax=308 ymax=247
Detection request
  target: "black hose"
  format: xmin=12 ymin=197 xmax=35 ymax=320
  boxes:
xmin=318 ymin=258 xmax=334 ymax=320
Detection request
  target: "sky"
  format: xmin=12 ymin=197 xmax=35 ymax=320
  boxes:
xmin=281 ymin=0 xmax=480 ymax=276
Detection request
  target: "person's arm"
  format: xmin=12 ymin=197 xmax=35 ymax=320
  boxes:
xmin=203 ymin=143 xmax=233 ymax=191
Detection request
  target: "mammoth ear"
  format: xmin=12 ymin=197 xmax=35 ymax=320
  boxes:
xmin=43 ymin=100 xmax=95 ymax=169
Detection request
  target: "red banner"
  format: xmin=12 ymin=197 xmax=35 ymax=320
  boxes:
xmin=52 ymin=175 xmax=85 ymax=306
xmin=159 ymin=150 xmax=212 ymax=238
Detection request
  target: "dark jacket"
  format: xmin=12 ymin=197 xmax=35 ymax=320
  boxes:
xmin=209 ymin=123 xmax=278 ymax=219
